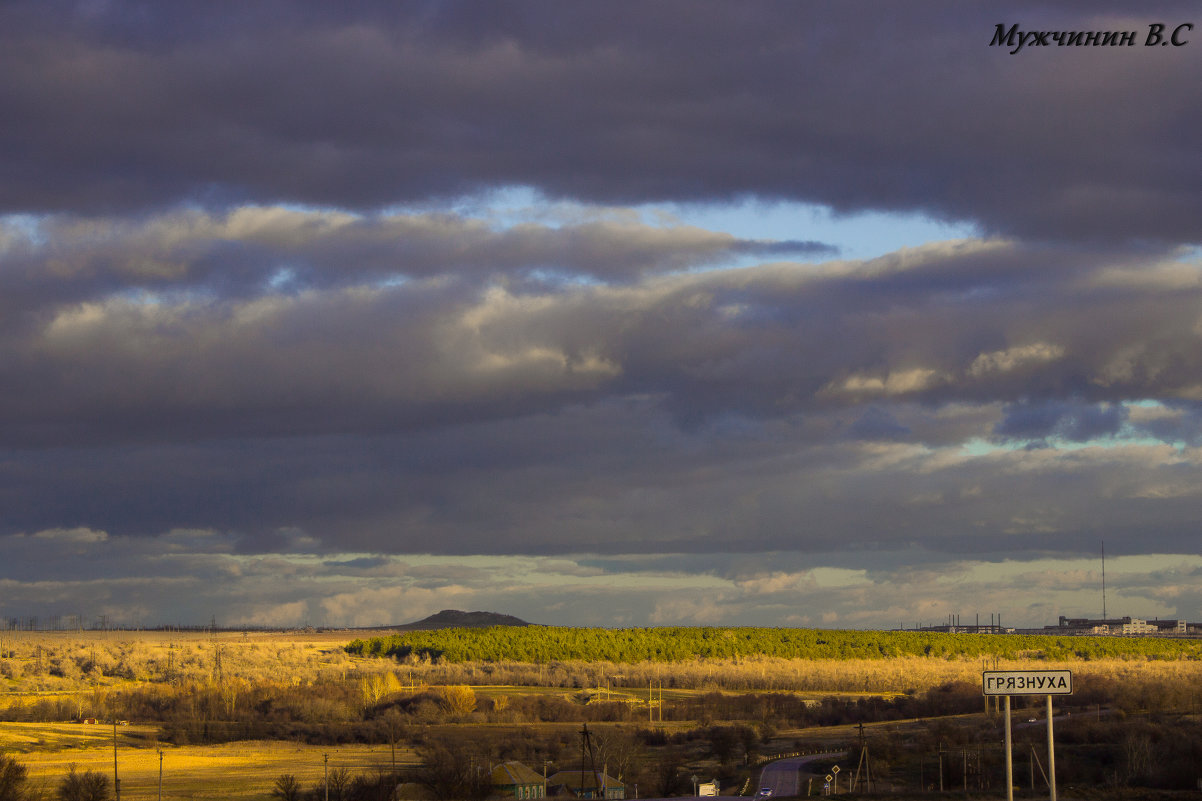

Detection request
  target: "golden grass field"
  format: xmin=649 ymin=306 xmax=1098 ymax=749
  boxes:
xmin=0 ymin=722 xmax=416 ymax=801
xmin=3 ymin=628 xmax=1202 ymax=798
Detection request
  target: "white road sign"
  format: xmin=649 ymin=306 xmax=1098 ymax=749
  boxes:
xmin=982 ymin=669 xmax=1073 ymax=696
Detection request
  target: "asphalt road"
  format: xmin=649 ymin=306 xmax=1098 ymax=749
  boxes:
xmin=757 ymin=751 xmax=844 ymax=798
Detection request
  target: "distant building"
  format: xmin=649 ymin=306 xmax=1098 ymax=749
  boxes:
xmin=1051 ymin=616 xmax=1194 ymax=635
xmin=492 ymin=762 xmax=547 ymax=800
xmin=1119 ymin=618 xmax=1155 ymax=635
xmin=899 ymin=614 xmax=1197 ymax=637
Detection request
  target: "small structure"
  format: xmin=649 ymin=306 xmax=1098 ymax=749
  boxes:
xmin=697 ymin=779 xmax=720 ymax=796
xmin=492 ymin=761 xmax=547 ymax=800
xmin=547 ymin=770 xmax=625 ymax=799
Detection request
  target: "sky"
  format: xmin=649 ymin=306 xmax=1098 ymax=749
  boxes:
xmin=3 ymin=1 xmax=1202 ymax=630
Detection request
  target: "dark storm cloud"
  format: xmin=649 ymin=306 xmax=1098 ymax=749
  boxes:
xmin=846 ymin=407 xmax=911 ymax=441
xmin=994 ymin=400 xmax=1128 ymax=443
xmin=9 ymin=393 xmax=1202 ymax=560
xmin=2 ymin=1 xmax=1200 ymax=242
xmin=6 ymin=233 xmax=1202 ymax=452
xmin=0 ymin=209 xmax=831 ymax=309
xmin=1126 ymin=402 xmax=1202 ymax=447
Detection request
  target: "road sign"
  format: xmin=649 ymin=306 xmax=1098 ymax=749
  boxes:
xmin=825 ymin=775 xmax=833 ymax=783
xmin=982 ymin=670 xmax=1072 ymax=696
xmin=831 ymin=766 xmax=840 ymax=774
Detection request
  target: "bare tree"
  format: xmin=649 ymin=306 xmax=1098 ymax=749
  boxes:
xmin=650 ymin=748 xmax=685 ymax=798
xmin=271 ymin=774 xmax=302 ymax=801
xmin=412 ymin=744 xmax=492 ymax=801
xmin=591 ymin=730 xmax=641 ymax=782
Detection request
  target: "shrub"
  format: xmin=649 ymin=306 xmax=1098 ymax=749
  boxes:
xmin=57 ymin=765 xmax=110 ymax=801
xmin=0 ymin=752 xmax=29 ymax=801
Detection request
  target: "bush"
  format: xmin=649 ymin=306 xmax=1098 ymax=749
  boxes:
xmin=57 ymin=765 xmax=110 ymax=801
xmin=0 ymin=752 xmax=29 ymax=801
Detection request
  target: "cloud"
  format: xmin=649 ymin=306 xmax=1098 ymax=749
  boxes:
xmin=4 ymin=226 xmax=1202 ymax=569
xmin=0 ymin=520 xmax=1197 ymax=627
xmin=4 ymin=2 xmax=1202 ymax=628
xmin=969 ymin=343 xmax=1065 ymax=378
xmin=1 ymin=3 xmax=1200 ymax=244
xmin=30 ymin=527 xmax=108 ymax=543
xmin=994 ymin=401 xmax=1128 ymax=443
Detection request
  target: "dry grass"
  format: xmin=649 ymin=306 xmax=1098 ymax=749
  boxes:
xmin=1 ymin=722 xmax=416 ymax=801
xmin=6 ymin=628 xmax=1202 ymax=697
xmin=3 ymin=628 xmax=1202 ymax=799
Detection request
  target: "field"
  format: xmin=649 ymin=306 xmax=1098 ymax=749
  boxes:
xmin=0 ymin=723 xmax=410 ymax=801
xmin=2 ymin=627 xmax=1202 ymax=798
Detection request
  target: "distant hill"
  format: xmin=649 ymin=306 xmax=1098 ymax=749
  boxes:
xmin=398 ymin=609 xmax=530 ymax=630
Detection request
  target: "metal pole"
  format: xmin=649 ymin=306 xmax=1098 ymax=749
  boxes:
xmin=938 ymin=745 xmax=944 ymax=792
xmin=113 ymin=720 xmax=120 ymax=801
xmin=1046 ymin=696 xmax=1057 ymax=801
xmin=324 ymin=753 xmax=329 ymax=801
xmin=1004 ymin=696 xmax=1013 ymax=801
xmin=158 ymin=749 xmax=163 ymax=801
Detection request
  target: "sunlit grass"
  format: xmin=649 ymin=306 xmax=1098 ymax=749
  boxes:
xmin=1 ymin=724 xmax=414 ymax=801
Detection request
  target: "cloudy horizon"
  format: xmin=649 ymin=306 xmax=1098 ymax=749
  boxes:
xmin=3 ymin=2 xmax=1202 ymax=630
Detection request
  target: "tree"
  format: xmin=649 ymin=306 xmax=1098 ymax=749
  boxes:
xmin=316 ymin=767 xmax=352 ymax=801
xmin=650 ymin=748 xmax=685 ymax=798
xmin=739 ymin=725 xmax=761 ymax=766
xmin=380 ymin=708 xmax=407 ymax=773
xmin=439 ymin=685 xmax=476 ymax=717
xmin=707 ymin=726 xmax=738 ymax=767
xmin=591 ymin=729 xmax=641 ymax=782
xmin=0 ymin=752 xmax=29 ymax=801
xmin=57 ymin=765 xmax=110 ymax=801
xmin=271 ymin=774 xmax=302 ymax=801
xmin=346 ymin=772 xmax=398 ymax=801
xmin=412 ymin=744 xmax=492 ymax=801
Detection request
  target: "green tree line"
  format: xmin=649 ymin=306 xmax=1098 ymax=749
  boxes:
xmin=345 ymin=626 xmax=1202 ymax=664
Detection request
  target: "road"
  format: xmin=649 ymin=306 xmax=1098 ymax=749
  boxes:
xmin=757 ymin=751 xmax=844 ymax=798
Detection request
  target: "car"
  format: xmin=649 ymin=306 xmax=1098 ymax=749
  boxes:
xmin=756 ymin=788 xmax=773 ymax=799
xmin=1027 ymin=718 xmax=1037 ymax=723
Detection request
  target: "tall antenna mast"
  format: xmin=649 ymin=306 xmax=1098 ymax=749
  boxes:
xmin=1101 ymin=539 xmax=1107 ymax=620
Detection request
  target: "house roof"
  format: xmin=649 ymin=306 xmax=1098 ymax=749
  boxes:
xmin=492 ymin=761 xmax=546 ymax=786
xmin=547 ymin=770 xmax=623 ymax=791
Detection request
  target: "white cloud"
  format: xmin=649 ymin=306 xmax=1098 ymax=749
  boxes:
xmin=968 ymin=342 xmax=1065 ymax=377
xmin=31 ymin=527 xmax=108 ymax=543
xmin=830 ymin=368 xmax=944 ymax=397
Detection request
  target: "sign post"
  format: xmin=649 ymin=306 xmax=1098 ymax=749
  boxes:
xmin=983 ymin=670 xmax=1072 ymax=801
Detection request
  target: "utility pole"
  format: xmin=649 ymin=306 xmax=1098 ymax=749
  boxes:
xmin=1047 ymin=696 xmax=1058 ymax=801
xmin=324 ymin=753 xmax=329 ymax=801
xmin=158 ymin=749 xmax=163 ymax=801
xmin=1003 ymin=696 xmax=1013 ymax=801
xmin=113 ymin=720 xmax=120 ymax=801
